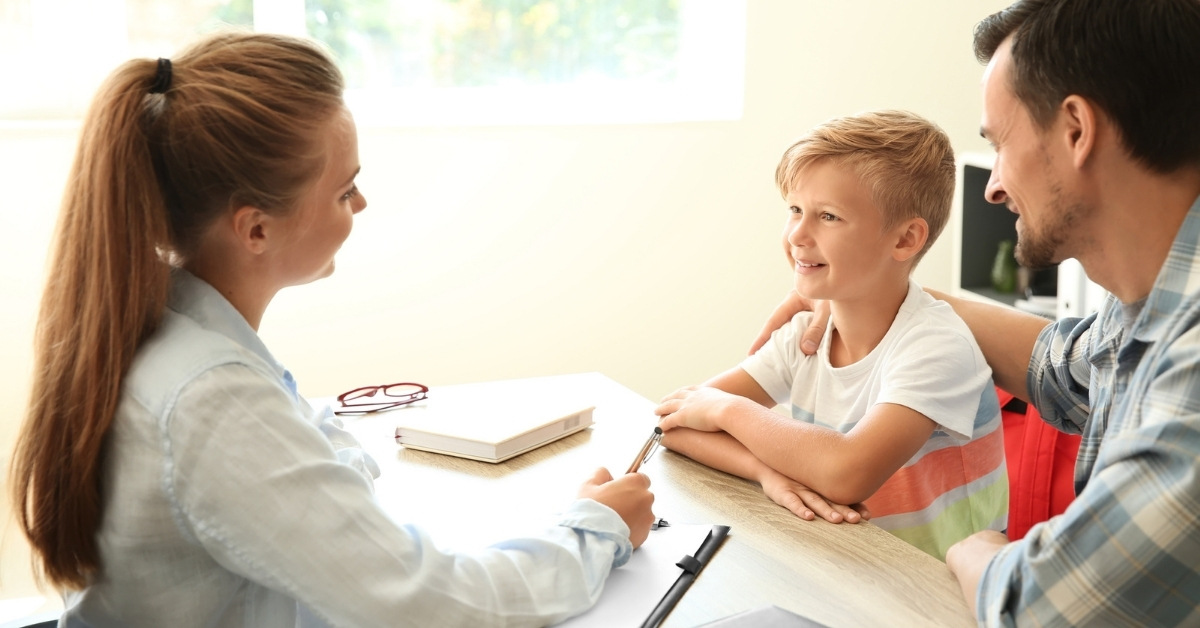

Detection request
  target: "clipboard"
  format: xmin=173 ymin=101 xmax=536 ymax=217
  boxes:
xmin=641 ymin=524 xmax=731 ymax=628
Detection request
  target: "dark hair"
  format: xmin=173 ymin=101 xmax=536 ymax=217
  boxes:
xmin=10 ymin=31 xmax=344 ymax=590
xmin=974 ymin=0 xmax=1200 ymax=173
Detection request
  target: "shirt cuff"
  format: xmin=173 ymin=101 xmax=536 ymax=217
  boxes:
xmin=310 ymin=401 xmax=382 ymax=482
xmin=557 ymin=498 xmax=634 ymax=568
xmin=977 ymin=537 xmax=1024 ymax=624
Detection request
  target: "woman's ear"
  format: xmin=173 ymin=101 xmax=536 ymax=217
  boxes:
xmin=230 ymin=205 xmax=271 ymax=255
xmin=892 ymin=217 xmax=929 ymax=263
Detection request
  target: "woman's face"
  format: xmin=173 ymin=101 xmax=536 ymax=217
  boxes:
xmin=275 ymin=106 xmax=366 ymax=287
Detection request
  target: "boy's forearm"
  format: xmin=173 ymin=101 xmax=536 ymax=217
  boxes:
xmin=705 ymin=398 xmax=921 ymax=506
xmin=712 ymin=396 xmax=884 ymax=505
xmin=659 ymin=428 xmax=775 ymax=484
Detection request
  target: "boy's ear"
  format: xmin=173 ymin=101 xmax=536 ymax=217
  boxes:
xmin=891 ymin=217 xmax=928 ymax=263
xmin=230 ymin=205 xmax=272 ymax=256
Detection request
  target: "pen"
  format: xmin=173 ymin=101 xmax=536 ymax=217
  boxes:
xmin=627 ymin=426 xmax=663 ymax=474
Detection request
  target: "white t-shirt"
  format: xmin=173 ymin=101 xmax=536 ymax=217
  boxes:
xmin=740 ymin=279 xmax=1008 ymax=558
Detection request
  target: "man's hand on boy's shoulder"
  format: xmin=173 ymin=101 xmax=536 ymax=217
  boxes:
xmin=749 ymin=291 xmax=828 ymax=356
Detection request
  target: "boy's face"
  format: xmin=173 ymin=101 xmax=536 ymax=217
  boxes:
xmin=782 ymin=160 xmax=906 ymax=302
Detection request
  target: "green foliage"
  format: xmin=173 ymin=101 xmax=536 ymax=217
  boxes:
xmin=304 ymin=0 xmax=679 ymax=89
xmin=211 ymin=0 xmax=254 ymax=28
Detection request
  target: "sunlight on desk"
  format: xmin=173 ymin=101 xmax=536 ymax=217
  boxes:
xmin=336 ymin=372 xmax=975 ymax=628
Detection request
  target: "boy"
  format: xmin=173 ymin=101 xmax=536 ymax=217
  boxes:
xmin=655 ymin=110 xmax=1007 ymax=559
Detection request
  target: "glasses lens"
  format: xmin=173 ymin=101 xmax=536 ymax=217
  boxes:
xmin=339 ymin=386 xmax=379 ymax=403
xmin=382 ymin=383 xmax=428 ymax=400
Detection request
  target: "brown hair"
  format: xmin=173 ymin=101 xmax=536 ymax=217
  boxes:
xmin=974 ymin=0 xmax=1200 ymax=174
xmin=774 ymin=110 xmax=955 ymax=265
xmin=9 ymin=31 xmax=345 ymax=590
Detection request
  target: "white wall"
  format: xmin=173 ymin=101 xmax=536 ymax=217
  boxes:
xmin=0 ymin=0 xmax=1010 ymax=605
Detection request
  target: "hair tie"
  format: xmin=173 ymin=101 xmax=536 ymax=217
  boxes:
xmin=149 ymin=58 xmax=173 ymax=94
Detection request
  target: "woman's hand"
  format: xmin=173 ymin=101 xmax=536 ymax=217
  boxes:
xmin=578 ymin=468 xmax=656 ymax=548
xmin=749 ymin=291 xmax=830 ymax=356
xmin=758 ymin=468 xmax=870 ymax=524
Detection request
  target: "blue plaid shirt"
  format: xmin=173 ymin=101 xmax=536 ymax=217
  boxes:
xmin=979 ymin=194 xmax=1200 ymax=627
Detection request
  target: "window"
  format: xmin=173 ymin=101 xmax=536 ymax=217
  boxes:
xmin=0 ymin=0 xmax=745 ymax=125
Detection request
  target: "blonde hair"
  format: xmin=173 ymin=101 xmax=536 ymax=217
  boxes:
xmin=10 ymin=31 xmax=344 ymax=590
xmin=774 ymin=110 xmax=955 ymax=264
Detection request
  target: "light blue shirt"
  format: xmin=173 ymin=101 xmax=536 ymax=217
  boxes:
xmin=62 ymin=269 xmax=632 ymax=627
xmin=979 ymin=195 xmax=1200 ymax=626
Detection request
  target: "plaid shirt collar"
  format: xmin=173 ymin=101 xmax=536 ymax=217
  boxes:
xmin=1126 ymin=193 xmax=1200 ymax=345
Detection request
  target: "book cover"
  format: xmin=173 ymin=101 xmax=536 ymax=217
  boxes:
xmin=393 ymin=377 xmax=596 ymax=463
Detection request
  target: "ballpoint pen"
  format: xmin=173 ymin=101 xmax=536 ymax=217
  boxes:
xmin=627 ymin=426 xmax=663 ymax=474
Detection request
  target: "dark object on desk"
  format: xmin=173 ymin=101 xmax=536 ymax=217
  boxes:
xmin=641 ymin=524 xmax=730 ymax=628
xmin=696 ymin=605 xmax=831 ymax=627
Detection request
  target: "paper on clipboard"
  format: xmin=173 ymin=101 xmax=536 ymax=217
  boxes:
xmin=555 ymin=523 xmax=723 ymax=628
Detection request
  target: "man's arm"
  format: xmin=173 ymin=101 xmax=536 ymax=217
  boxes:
xmin=926 ymin=289 xmax=1051 ymax=400
xmin=953 ymin=415 xmax=1200 ymax=625
xmin=949 ymin=315 xmax=1200 ymax=625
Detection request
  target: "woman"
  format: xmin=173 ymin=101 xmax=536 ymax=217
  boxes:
xmin=10 ymin=32 xmax=653 ymax=627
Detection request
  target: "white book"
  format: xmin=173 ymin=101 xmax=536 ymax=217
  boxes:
xmin=393 ymin=376 xmax=596 ymax=463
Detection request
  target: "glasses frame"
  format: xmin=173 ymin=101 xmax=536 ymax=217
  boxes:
xmin=334 ymin=382 xmax=429 ymax=416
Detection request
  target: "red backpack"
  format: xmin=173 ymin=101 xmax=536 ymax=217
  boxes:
xmin=997 ymin=387 xmax=1081 ymax=540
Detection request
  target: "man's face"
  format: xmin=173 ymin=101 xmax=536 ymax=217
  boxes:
xmin=980 ymin=38 xmax=1083 ymax=269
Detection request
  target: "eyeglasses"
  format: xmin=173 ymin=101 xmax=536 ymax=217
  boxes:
xmin=335 ymin=382 xmax=428 ymax=415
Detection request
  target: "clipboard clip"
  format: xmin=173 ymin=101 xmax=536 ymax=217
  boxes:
xmin=675 ymin=554 xmax=702 ymax=574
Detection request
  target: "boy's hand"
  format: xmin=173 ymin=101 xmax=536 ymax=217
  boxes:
xmin=759 ymin=468 xmax=870 ymax=524
xmin=749 ymin=291 xmax=830 ymax=356
xmin=655 ymin=386 xmax=740 ymax=433
xmin=578 ymin=467 xmax=655 ymax=549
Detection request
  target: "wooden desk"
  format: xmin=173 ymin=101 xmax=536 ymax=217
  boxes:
xmin=339 ymin=372 xmax=975 ymax=628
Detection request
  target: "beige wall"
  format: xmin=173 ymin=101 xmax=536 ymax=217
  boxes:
xmin=0 ymin=0 xmax=1009 ymax=606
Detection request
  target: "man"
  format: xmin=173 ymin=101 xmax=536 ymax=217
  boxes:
xmin=753 ymin=0 xmax=1200 ymax=624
